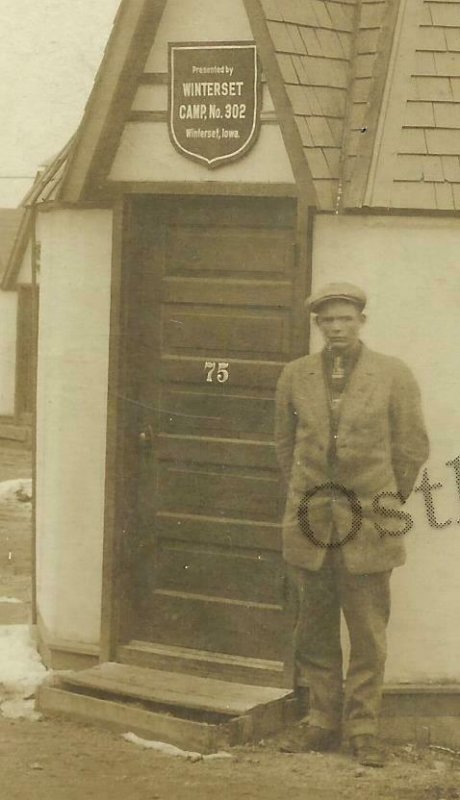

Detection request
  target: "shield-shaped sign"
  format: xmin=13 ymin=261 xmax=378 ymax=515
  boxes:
xmin=169 ymin=42 xmax=262 ymax=169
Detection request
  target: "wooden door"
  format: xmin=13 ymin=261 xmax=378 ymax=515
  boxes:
xmin=120 ymin=195 xmax=298 ymax=662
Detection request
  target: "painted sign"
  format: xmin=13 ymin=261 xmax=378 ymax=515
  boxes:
xmin=168 ymin=42 xmax=262 ymax=169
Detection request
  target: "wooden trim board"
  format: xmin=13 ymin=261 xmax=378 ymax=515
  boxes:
xmin=36 ymin=613 xmax=100 ymax=671
xmin=38 ymin=686 xmax=223 ymax=753
xmin=100 ymin=197 xmax=126 ymax=664
xmin=109 ymin=182 xmax=298 ymax=197
xmin=117 ymin=641 xmax=284 ymax=687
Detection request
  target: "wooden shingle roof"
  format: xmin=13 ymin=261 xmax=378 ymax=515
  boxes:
xmin=393 ymin=1 xmax=460 ymax=210
xmin=36 ymin=0 xmax=460 ymax=212
xmin=260 ymin=0 xmax=460 ymax=210
xmin=345 ymin=0 xmax=460 ymax=209
xmin=260 ymin=0 xmax=356 ymax=209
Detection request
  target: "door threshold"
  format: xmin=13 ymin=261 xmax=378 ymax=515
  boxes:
xmin=117 ymin=640 xmax=286 ymax=687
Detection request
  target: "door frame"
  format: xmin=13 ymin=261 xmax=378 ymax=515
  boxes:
xmin=99 ymin=187 xmax=313 ymax=665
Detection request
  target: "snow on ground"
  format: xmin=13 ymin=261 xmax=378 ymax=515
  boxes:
xmin=122 ymin=732 xmax=233 ymax=761
xmin=0 ymin=478 xmax=32 ymax=505
xmin=0 ymin=625 xmax=47 ymax=720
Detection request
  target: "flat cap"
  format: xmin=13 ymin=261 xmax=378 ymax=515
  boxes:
xmin=306 ymin=282 xmax=367 ymax=313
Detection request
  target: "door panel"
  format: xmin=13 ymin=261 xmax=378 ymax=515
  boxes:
xmin=165 ymin=227 xmax=294 ymax=275
xmin=157 ymin=544 xmax=281 ymax=604
xmin=158 ymin=465 xmax=283 ymax=520
xmin=162 ymin=307 xmax=290 ymax=356
xmin=122 ymin=196 xmax=298 ymax=660
xmin=159 ymin=390 xmax=274 ymax=437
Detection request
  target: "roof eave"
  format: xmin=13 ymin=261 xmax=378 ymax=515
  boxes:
xmin=1 ymin=208 xmax=32 ymax=291
xmin=58 ymin=0 xmax=168 ymax=204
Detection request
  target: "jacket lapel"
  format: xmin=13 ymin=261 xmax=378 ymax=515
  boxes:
xmin=298 ymin=353 xmax=330 ymax=437
xmin=339 ymin=345 xmax=379 ymax=428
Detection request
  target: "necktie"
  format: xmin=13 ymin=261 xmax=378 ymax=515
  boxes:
xmin=331 ymin=354 xmax=345 ymax=416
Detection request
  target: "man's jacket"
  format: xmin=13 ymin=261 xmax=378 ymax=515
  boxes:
xmin=275 ymin=345 xmax=429 ymax=574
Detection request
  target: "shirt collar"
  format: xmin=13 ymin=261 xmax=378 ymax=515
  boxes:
xmin=322 ymin=340 xmax=363 ymax=367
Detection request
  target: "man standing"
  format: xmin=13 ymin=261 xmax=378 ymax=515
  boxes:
xmin=275 ymin=283 xmax=429 ymax=766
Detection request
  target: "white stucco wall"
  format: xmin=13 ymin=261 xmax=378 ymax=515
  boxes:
xmin=313 ymin=213 xmax=460 ymax=682
xmin=0 ymin=290 xmax=17 ymax=416
xmin=36 ymin=208 xmax=113 ymax=644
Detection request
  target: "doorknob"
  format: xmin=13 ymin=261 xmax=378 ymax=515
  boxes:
xmin=139 ymin=425 xmax=154 ymax=449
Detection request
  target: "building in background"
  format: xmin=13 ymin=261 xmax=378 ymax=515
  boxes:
xmin=29 ymin=0 xmax=460 ymax=749
xmin=0 ymin=207 xmax=36 ymax=442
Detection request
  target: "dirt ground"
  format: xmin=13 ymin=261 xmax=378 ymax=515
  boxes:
xmin=2 ymin=717 xmax=460 ymax=800
xmin=1 ymin=443 xmax=460 ymax=800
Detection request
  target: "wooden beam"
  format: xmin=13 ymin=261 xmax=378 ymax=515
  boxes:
xmin=127 ymin=111 xmax=280 ymax=124
xmin=38 ymin=687 xmax=220 ymax=753
xmin=345 ymin=0 xmax=408 ymax=208
xmin=118 ymin=641 xmax=284 ymax=686
xmin=140 ymin=72 xmax=168 ymax=85
xmin=108 ymin=181 xmax=298 ymax=197
xmin=290 ymin=199 xmax=313 ymax=359
xmin=30 ymin=208 xmax=38 ymax=625
xmin=99 ymin=198 xmax=126 ymax=664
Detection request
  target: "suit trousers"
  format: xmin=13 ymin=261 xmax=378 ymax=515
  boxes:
xmin=286 ymin=549 xmax=391 ymax=737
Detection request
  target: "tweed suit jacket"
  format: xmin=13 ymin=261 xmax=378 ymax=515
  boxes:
xmin=275 ymin=345 xmax=429 ymax=574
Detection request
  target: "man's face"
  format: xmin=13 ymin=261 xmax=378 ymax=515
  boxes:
xmin=315 ymin=300 xmax=365 ymax=351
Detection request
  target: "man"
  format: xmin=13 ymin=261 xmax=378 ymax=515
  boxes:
xmin=275 ymin=282 xmax=429 ymax=767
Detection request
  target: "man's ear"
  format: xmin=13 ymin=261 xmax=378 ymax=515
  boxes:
xmin=360 ymin=313 xmax=367 ymax=325
xmin=313 ymin=315 xmax=320 ymax=328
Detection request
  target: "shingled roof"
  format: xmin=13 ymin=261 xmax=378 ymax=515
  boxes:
xmin=262 ymin=0 xmax=460 ymax=210
xmin=50 ymin=0 xmax=460 ymax=212
xmin=260 ymin=0 xmax=357 ymax=210
xmin=384 ymin=0 xmax=460 ymax=210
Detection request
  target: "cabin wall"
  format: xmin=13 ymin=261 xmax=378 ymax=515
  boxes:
xmin=36 ymin=208 xmax=113 ymax=644
xmin=313 ymin=213 xmax=460 ymax=682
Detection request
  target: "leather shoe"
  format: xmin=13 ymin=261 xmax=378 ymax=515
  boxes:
xmin=351 ymin=734 xmax=386 ymax=767
xmin=279 ymin=724 xmax=340 ymax=753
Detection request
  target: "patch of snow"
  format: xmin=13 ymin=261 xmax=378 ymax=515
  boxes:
xmin=2 ymin=698 xmax=41 ymax=721
xmin=0 ymin=597 xmax=22 ymax=604
xmin=122 ymin=732 xmax=232 ymax=761
xmin=0 ymin=625 xmax=47 ymax=721
xmin=0 ymin=478 xmax=32 ymax=505
xmin=203 ymin=752 xmax=233 ymax=761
